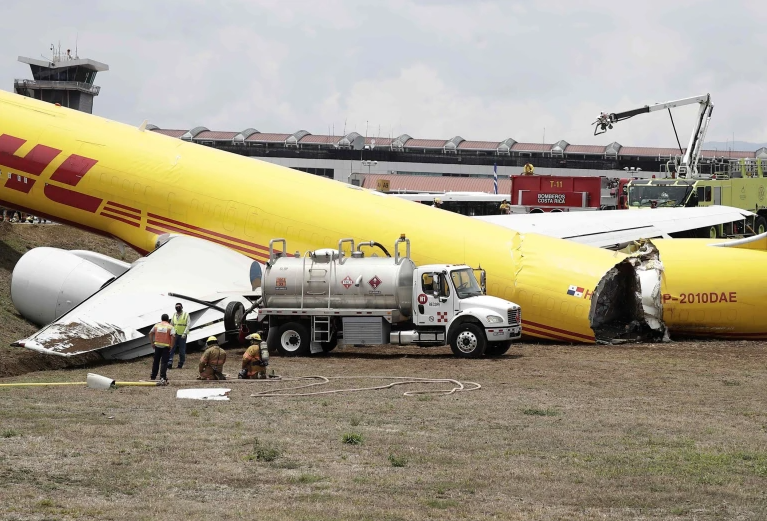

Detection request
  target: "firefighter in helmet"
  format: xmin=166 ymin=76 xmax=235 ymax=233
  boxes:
xmin=198 ymin=336 xmax=227 ymax=380
xmin=238 ymin=333 xmax=269 ymax=379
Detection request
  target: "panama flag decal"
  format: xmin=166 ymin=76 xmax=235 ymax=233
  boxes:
xmin=567 ymin=285 xmax=585 ymax=298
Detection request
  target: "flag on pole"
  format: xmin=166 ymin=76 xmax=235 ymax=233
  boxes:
xmin=493 ymin=163 xmax=498 ymax=194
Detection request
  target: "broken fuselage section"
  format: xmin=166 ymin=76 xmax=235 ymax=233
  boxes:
xmin=589 ymin=241 xmax=668 ymax=344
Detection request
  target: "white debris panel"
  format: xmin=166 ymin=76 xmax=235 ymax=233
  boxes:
xmin=12 ymin=235 xmax=257 ymax=359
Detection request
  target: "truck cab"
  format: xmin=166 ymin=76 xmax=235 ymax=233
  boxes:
xmin=412 ymin=265 xmax=521 ymax=356
xmin=626 ymin=162 xmax=765 ymax=237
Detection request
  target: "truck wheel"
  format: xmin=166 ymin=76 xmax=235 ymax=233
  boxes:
xmin=755 ymin=216 xmax=767 ymax=235
xmin=449 ymin=323 xmax=486 ymax=358
xmin=275 ymin=321 xmax=310 ymax=356
xmin=485 ymin=340 xmax=513 ymax=357
xmin=266 ymin=326 xmax=279 ymax=354
xmin=321 ymin=333 xmax=338 ymax=353
xmin=224 ymin=301 xmax=245 ymax=341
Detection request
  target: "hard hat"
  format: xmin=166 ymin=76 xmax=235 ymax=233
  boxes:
xmin=206 ymin=336 xmax=218 ymax=344
xmin=246 ymin=333 xmax=262 ymax=342
xmin=434 ymin=198 xmax=442 ymax=203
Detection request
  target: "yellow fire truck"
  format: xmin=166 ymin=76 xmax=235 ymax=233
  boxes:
xmin=594 ymin=93 xmax=764 ymax=237
xmin=625 ymin=158 xmax=766 ymax=237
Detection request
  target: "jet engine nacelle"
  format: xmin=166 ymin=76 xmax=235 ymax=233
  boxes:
xmin=11 ymin=247 xmax=131 ymax=326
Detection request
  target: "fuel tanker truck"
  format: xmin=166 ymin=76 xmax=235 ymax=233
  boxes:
xmin=253 ymin=235 xmax=522 ymax=358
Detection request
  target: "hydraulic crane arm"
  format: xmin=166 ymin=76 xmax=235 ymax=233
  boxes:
xmin=593 ymin=94 xmax=714 ymax=178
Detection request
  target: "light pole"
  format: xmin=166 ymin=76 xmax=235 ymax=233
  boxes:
xmin=361 ymin=160 xmax=377 ymax=174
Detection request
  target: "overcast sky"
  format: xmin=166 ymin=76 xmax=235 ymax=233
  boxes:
xmin=1 ymin=0 xmax=764 ymax=148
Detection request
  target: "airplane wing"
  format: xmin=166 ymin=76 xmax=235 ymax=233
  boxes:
xmin=475 ymin=205 xmax=755 ymax=249
xmin=12 ymin=235 xmax=260 ymax=360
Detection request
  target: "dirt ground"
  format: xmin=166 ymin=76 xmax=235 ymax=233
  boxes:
xmin=2 ymin=223 xmax=767 ymax=520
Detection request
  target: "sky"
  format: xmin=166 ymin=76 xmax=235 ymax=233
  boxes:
xmin=0 ymin=0 xmax=765 ymax=149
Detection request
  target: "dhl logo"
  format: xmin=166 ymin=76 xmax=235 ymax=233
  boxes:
xmin=0 ymin=133 xmax=104 ymax=213
xmin=0 ymin=133 xmax=273 ymax=261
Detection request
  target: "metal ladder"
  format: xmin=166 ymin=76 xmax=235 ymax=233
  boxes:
xmin=313 ymin=316 xmax=331 ymax=343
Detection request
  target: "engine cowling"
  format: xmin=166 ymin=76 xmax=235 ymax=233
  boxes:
xmin=11 ymin=247 xmax=131 ymax=326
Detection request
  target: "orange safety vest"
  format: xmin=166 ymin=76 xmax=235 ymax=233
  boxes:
xmin=153 ymin=322 xmax=174 ymax=347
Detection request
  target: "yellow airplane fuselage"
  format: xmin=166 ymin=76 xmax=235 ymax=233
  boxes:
xmin=1 ymin=91 xmax=765 ymax=342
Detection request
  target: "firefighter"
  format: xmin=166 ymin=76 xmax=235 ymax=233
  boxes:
xmin=148 ymin=313 xmax=175 ymax=382
xmin=238 ymin=333 xmax=268 ymax=379
xmin=198 ymin=336 xmax=227 ymax=380
xmin=499 ymin=199 xmax=510 ymax=214
xmin=523 ymin=162 xmax=535 ymax=175
xmin=168 ymin=302 xmax=190 ymax=369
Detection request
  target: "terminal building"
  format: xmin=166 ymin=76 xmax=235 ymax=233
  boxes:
xmin=147 ymin=124 xmax=766 ymax=192
xmin=14 ymin=46 xmax=108 ymax=114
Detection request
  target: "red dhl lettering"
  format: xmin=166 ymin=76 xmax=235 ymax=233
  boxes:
xmin=663 ymin=292 xmax=737 ymax=305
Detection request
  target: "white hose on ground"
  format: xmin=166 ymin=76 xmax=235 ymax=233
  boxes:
xmin=248 ymin=375 xmax=481 ymax=397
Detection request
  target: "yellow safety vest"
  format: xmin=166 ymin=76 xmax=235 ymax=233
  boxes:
xmin=171 ymin=311 xmax=190 ymax=336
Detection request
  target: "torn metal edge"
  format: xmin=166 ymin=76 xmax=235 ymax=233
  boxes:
xmin=589 ymin=240 xmax=669 ymax=344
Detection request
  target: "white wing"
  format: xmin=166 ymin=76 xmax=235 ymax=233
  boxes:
xmin=476 ymin=205 xmax=755 ymax=248
xmin=13 ymin=235 xmax=260 ymax=360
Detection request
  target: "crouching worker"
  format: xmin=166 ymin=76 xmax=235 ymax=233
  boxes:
xmin=239 ymin=333 xmax=269 ymax=379
xmin=198 ymin=336 xmax=227 ymax=380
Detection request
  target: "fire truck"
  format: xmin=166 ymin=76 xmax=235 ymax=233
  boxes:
xmin=391 ymin=175 xmax=631 ymax=215
xmin=510 ymin=175 xmax=604 ymax=212
xmin=595 ymin=93 xmax=763 ymax=237
xmin=252 ymin=236 xmax=522 ymax=358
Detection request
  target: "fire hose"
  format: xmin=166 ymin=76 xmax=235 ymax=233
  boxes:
xmin=0 ymin=374 xmax=480 ymax=397
xmin=167 ymin=375 xmax=481 ymax=397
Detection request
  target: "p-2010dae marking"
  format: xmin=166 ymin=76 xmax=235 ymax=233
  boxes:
xmin=663 ymin=292 xmax=738 ymax=305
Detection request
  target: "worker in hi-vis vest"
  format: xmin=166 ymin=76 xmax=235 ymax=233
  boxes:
xmin=149 ymin=313 xmax=175 ymax=382
xmin=168 ymin=302 xmax=190 ymax=370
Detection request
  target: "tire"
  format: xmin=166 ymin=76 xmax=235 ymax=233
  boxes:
xmin=321 ymin=333 xmax=338 ymax=353
xmin=266 ymin=326 xmax=279 ymax=353
xmin=755 ymin=216 xmax=767 ymax=235
xmin=224 ymin=301 xmax=245 ymax=340
xmin=485 ymin=340 xmax=513 ymax=357
xmin=449 ymin=322 xmax=487 ymax=358
xmin=275 ymin=321 xmax=310 ymax=357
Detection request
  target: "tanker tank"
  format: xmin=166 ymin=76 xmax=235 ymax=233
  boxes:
xmin=262 ymin=246 xmax=416 ymax=316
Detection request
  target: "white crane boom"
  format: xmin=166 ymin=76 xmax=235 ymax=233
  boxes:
xmin=593 ymin=94 xmax=714 ymax=178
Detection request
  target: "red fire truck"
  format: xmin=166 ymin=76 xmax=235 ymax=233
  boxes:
xmin=510 ymin=175 xmax=605 ymax=213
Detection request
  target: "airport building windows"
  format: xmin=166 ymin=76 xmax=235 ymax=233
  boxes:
xmin=293 ymin=167 xmax=334 ymax=179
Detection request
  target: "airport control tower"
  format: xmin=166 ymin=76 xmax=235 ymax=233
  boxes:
xmin=14 ymin=45 xmax=108 ymax=114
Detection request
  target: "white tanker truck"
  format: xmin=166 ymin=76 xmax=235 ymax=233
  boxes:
xmin=253 ymin=236 xmax=522 ymax=358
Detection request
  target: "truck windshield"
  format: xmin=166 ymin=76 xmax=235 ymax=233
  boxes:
xmin=628 ymin=185 xmax=692 ymax=207
xmin=450 ymin=269 xmax=483 ymax=299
